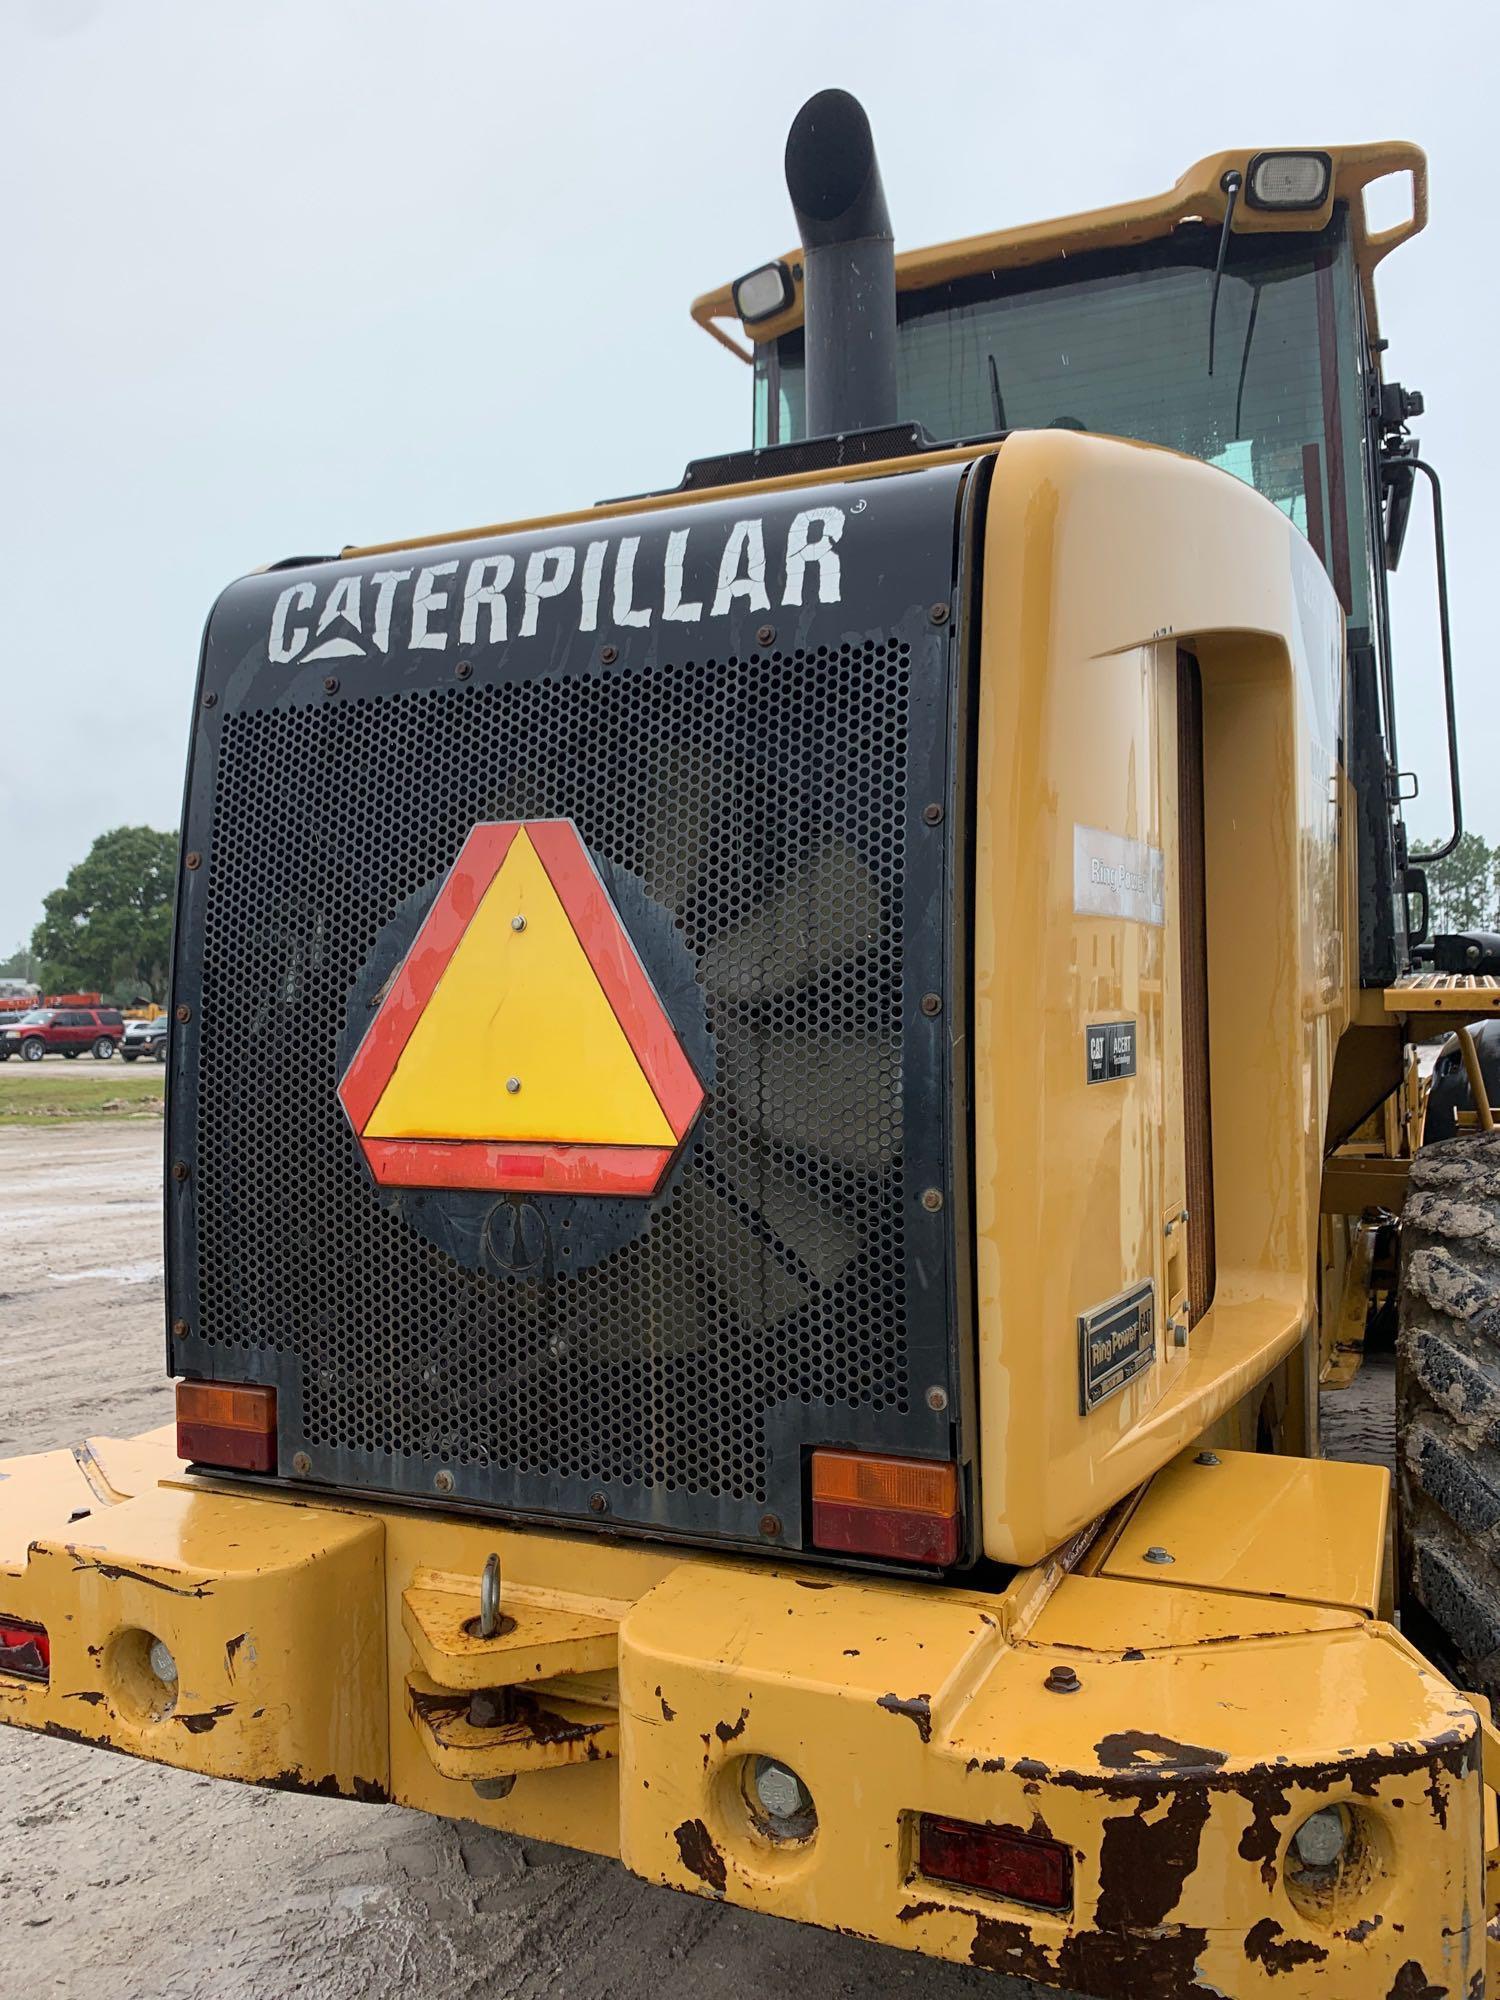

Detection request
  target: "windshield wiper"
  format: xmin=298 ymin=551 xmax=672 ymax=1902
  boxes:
xmin=987 ymin=352 xmax=1007 ymax=430
xmin=1207 ymin=169 xmax=1243 ymax=377
xmin=1233 ymin=276 xmax=1264 ymax=437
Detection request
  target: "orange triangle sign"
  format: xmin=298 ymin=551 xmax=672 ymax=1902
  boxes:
xmin=339 ymin=821 xmax=704 ymax=1195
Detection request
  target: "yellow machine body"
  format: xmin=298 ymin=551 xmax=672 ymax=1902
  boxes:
xmin=6 ymin=139 xmax=1494 ymax=1997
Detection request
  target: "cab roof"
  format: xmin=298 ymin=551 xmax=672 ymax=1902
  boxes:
xmin=693 ymin=141 xmax=1426 ymax=365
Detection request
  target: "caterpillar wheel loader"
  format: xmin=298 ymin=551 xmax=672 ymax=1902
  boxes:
xmin=4 ymin=89 xmax=1496 ymax=1997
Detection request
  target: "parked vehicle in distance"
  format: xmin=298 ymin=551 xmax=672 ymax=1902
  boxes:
xmin=0 ymin=1006 xmax=124 ymax=1061
xmin=120 ymin=1016 xmax=168 ymax=1064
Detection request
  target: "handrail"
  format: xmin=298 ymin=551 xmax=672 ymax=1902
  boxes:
xmin=1404 ymin=458 xmax=1463 ymax=865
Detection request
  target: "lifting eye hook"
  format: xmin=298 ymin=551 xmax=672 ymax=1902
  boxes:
xmin=479 ymin=1551 xmax=502 ymax=1641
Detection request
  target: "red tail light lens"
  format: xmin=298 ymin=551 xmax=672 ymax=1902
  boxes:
xmin=0 ymin=1618 xmax=50 ymax=1683
xmin=918 ymin=1813 xmax=1073 ymax=1912
xmin=176 ymin=1380 xmax=278 ymax=1472
xmin=810 ymin=1450 xmax=960 ymax=1565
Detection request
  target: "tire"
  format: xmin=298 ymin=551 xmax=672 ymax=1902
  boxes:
xmin=64 ymin=1049 xmax=79 ymax=1059
xmin=121 ymin=1050 xmax=138 ymax=1062
xmin=92 ymin=1037 xmax=114 ymax=1060
xmin=1397 ymin=1129 xmax=1500 ymax=1701
xmin=21 ymin=1038 xmax=44 ymax=1062
xmin=154 ymin=1045 xmax=166 ymax=1064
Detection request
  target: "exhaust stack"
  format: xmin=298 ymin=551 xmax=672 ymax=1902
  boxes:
xmin=784 ymin=89 xmax=898 ymax=438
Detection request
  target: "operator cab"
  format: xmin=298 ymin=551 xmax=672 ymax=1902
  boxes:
xmin=696 ymin=136 xmax=1452 ymax=989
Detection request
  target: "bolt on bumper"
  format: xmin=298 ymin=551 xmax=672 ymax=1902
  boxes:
xmin=2 ymin=1426 xmax=1497 ymax=1997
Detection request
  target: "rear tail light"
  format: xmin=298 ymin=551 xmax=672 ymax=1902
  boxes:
xmin=176 ymin=1381 xmax=278 ymax=1472
xmin=810 ymin=1450 xmax=960 ymax=1565
xmin=918 ymin=1812 xmax=1073 ymax=1912
xmin=0 ymin=1618 xmax=50 ymax=1683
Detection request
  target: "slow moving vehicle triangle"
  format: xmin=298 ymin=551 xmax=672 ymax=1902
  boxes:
xmin=366 ymin=829 xmax=675 ymax=1147
xmin=338 ymin=820 xmax=703 ymax=1195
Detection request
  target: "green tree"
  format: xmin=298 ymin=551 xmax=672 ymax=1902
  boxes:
xmin=1418 ymin=829 xmax=1498 ymax=934
xmin=31 ymin=826 xmax=179 ymax=1002
xmin=0 ymin=943 xmax=40 ymax=984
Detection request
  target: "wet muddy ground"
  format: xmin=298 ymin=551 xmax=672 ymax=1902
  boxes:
xmin=0 ymin=1113 xmax=1395 ymax=1998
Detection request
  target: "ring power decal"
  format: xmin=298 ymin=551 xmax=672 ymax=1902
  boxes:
xmin=1078 ymin=1280 xmax=1156 ymax=1412
xmin=1072 ymin=824 xmax=1165 ymax=927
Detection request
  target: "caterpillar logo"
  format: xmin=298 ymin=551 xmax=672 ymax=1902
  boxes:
xmin=338 ymin=820 xmax=704 ymax=1196
xmin=269 ymin=506 xmax=849 ymax=665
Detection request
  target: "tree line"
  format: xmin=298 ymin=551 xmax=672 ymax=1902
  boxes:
xmin=2 ymin=826 xmax=177 ymax=1004
xmin=1420 ymin=831 xmax=1500 ymax=936
xmin=1 ymin=821 xmax=1495 ymax=1010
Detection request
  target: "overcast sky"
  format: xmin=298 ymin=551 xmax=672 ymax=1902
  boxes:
xmin=2 ymin=0 xmax=1494 ymax=955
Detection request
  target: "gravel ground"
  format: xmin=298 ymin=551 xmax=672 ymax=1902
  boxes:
xmin=0 ymin=1104 xmax=1397 ymax=1999
xmin=0 ymin=1114 xmax=1012 ymax=2000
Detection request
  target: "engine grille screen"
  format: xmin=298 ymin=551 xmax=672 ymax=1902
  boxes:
xmin=169 ymin=464 xmax=972 ymax=1550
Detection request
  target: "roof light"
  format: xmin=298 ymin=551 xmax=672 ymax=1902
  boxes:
xmin=732 ymin=260 xmax=795 ymax=325
xmin=1245 ymin=151 xmax=1332 ymax=211
xmin=176 ymin=1380 xmax=278 ymax=1473
xmin=810 ymin=1449 xmax=960 ymax=1565
xmin=917 ymin=1812 xmax=1073 ymax=1912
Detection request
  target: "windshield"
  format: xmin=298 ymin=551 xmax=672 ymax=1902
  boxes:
xmin=754 ymin=214 xmax=1368 ymax=624
xmin=12 ymin=1011 xmax=51 ymax=1024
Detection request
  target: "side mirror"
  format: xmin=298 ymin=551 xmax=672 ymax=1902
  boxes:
xmin=1383 ymin=445 xmax=1416 ymax=571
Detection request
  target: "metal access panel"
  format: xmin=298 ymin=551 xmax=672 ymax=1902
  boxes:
xmin=167 ymin=458 xmax=979 ymax=1556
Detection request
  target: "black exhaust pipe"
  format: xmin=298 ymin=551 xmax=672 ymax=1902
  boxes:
xmin=784 ymin=89 xmax=898 ymax=438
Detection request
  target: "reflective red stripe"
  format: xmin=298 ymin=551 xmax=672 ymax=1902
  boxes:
xmin=361 ymin=1136 xmax=676 ymax=1195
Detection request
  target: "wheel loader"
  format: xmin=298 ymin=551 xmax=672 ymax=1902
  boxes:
xmin=3 ymin=89 xmax=1496 ymax=1997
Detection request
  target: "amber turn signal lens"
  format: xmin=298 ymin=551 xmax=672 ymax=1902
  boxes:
xmin=918 ymin=1812 xmax=1072 ymax=1912
xmin=810 ymin=1450 xmax=960 ymax=1566
xmin=176 ymin=1381 xmax=277 ymax=1473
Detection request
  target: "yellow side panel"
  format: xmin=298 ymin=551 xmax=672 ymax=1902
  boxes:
xmin=1100 ymin=1448 xmax=1389 ymax=1616
xmin=367 ymin=825 xmax=675 ymax=1146
xmin=972 ymin=431 xmax=1346 ymax=1566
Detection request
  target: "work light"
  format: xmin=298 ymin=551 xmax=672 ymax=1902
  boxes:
xmin=732 ymin=259 xmax=795 ymax=324
xmin=1245 ymin=151 xmax=1332 ymax=211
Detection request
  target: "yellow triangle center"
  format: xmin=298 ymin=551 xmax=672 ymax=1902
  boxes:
xmin=365 ymin=829 xmax=676 ymax=1147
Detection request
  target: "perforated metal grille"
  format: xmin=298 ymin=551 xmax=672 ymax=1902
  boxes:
xmin=190 ymin=639 xmax=916 ymax=1515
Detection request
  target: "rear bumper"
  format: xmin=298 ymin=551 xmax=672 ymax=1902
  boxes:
xmin=2 ymin=1428 xmax=1495 ymax=1997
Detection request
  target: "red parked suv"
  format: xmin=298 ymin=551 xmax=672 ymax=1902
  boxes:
xmin=0 ymin=1007 xmax=124 ymax=1061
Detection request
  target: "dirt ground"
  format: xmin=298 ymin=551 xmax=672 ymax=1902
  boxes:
xmin=0 ymin=1099 xmax=1396 ymax=2000
xmin=0 ymin=1109 xmax=1023 ymax=2000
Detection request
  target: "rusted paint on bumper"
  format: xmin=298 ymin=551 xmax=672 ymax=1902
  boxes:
xmin=1 ymin=1428 xmax=1494 ymax=1995
xmin=0 ymin=1434 xmax=388 ymax=1801
xmin=619 ymin=1564 xmax=1488 ymax=1995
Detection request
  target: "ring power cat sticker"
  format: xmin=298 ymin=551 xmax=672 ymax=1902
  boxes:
xmin=338 ymin=820 xmax=704 ymax=1194
xmin=1073 ymin=825 xmax=1165 ymax=927
xmin=1079 ymin=1280 xmax=1156 ymax=1412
